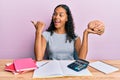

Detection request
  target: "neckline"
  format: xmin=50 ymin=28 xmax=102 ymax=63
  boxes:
xmin=53 ymin=31 xmax=66 ymax=35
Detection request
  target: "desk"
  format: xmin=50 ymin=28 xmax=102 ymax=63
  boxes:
xmin=0 ymin=60 xmax=120 ymax=80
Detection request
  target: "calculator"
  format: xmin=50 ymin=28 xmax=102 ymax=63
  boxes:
xmin=67 ymin=59 xmax=89 ymax=72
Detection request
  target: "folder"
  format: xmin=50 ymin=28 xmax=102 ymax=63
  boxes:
xmin=5 ymin=63 xmax=23 ymax=75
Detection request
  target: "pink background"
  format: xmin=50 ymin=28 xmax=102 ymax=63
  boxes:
xmin=0 ymin=0 xmax=120 ymax=60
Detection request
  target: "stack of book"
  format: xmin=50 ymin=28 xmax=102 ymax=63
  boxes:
xmin=5 ymin=58 xmax=37 ymax=75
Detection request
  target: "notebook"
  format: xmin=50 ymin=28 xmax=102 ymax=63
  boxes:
xmin=33 ymin=60 xmax=92 ymax=78
xmin=89 ymin=61 xmax=119 ymax=74
xmin=13 ymin=58 xmax=37 ymax=72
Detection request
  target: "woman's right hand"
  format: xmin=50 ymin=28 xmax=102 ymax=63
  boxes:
xmin=31 ymin=21 xmax=45 ymax=32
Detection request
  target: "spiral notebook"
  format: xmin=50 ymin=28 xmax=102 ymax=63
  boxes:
xmin=89 ymin=61 xmax=119 ymax=74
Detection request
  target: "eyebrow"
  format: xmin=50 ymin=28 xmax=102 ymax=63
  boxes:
xmin=54 ymin=11 xmax=66 ymax=14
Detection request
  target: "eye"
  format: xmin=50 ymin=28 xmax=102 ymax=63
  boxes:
xmin=53 ymin=12 xmax=57 ymax=16
xmin=60 ymin=13 xmax=64 ymax=17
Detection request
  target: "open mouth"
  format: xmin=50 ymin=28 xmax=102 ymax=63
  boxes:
xmin=54 ymin=19 xmax=61 ymax=25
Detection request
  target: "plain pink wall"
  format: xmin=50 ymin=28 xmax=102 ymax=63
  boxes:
xmin=0 ymin=0 xmax=120 ymax=60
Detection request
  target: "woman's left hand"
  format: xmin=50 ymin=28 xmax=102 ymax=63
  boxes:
xmin=87 ymin=20 xmax=105 ymax=35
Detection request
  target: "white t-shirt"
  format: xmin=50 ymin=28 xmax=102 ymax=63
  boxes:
xmin=42 ymin=31 xmax=78 ymax=60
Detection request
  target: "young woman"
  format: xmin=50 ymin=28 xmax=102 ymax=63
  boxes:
xmin=32 ymin=4 xmax=104 ymax=61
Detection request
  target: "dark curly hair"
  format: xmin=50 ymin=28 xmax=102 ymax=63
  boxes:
xmin=47 ymin=4 xmax=77 ymax=42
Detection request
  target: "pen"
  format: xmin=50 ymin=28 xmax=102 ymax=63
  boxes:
xmin=39 ymin=62 xmax=49 ymax=68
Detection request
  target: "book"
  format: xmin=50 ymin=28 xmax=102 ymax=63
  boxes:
xmin=33 ymin=60 xmax=92 ymax=78
xmin=5 ymin=63 xmax=23 ymax=75
xmin=5 ymin=63 xmax=15 ymax=72
xmin=13 ymin=58 xmax=37 ymax=72
xmin=89 ymin=61 xmax=119 ymax=74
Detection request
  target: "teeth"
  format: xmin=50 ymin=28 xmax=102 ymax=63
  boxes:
xmin=55 ymin=20 xmax=60 ymax=23
xmin=56 ymin=21 xmax=60 ymax=23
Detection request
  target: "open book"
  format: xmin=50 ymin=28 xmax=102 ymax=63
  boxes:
xmin=33 ymin=60 xmax=92 ymax=78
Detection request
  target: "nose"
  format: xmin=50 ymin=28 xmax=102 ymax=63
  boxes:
xmin=54 ymin=14 xmax=60 ymax=19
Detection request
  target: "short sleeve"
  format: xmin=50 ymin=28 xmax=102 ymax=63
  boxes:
xmin=75 ymin=34 xmax=79 ymax=40
xmin=75 ymin=36 xmax=79 ymax=40
xmin=42 ymin=31 xmax=51 ymax=42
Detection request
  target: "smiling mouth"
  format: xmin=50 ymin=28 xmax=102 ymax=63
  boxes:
xmin=54 ymin=19 xmax=61 ymax=24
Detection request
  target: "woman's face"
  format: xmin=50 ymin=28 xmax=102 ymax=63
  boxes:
xmin=53 ymin=7 xmax=68 ymax=29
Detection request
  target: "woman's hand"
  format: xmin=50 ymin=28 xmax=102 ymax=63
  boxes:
xmin=84 ymin=28 xmax=98 ymax=34
xmin=31 ymin=21 xmax=45 ymax=32
xmin=87 ymin=20 xmax=105 ymax=35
